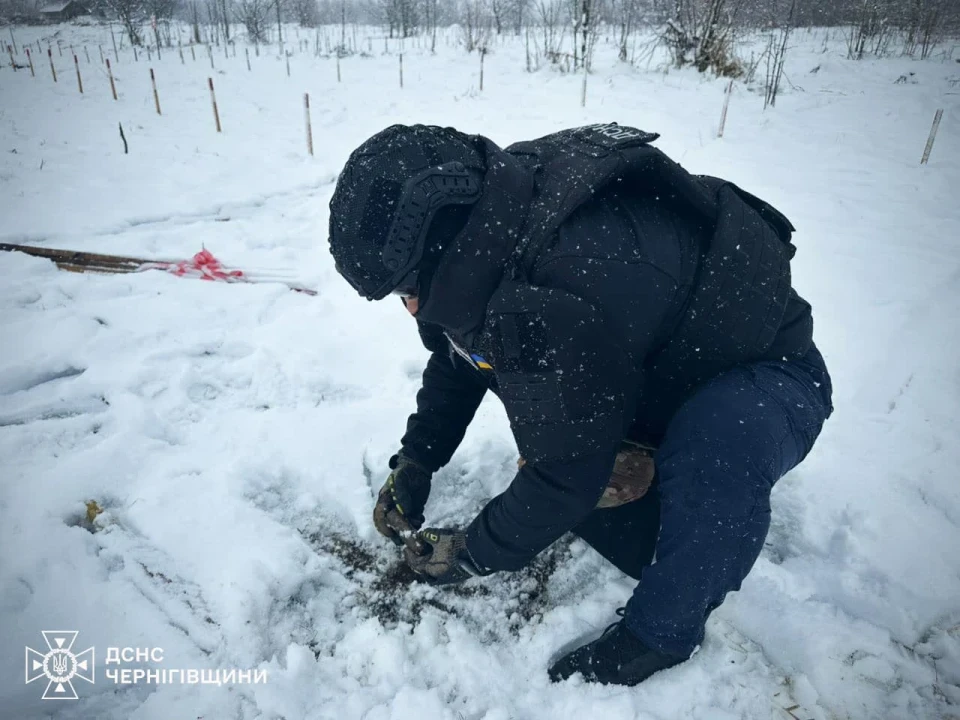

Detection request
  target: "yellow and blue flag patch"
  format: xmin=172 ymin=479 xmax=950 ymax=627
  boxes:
xmin=471 ymin=354 xmax=493 ymax=370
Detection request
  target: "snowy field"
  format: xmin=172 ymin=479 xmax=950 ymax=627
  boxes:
xmin=1 ymin=21 xmax=959 ymax=720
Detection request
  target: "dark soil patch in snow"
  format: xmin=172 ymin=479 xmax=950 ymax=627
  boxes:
xmin=306 ymin=527 xmax=573 ymax=633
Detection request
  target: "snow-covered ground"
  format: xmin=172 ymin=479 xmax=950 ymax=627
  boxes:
xmin=1 ymin=22 xmax=959 ymax=720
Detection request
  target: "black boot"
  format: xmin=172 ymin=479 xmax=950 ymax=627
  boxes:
xmin=548 ymin=609 xmax=687 ymax=686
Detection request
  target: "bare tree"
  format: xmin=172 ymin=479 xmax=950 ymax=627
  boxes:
xmin=764 ymin=0 xmax=794 ymax=109
xmin=218 ymin=0 xmax=231 ymax=40
xmin=568 ymin=0 xmax=582 ymax=67
xmin=290 ymin=0 xmax=320 ymax=25
xmin=399 ymin=0 xmax=419 ymax=36
xmin=274 ymin=0 xmax=286 ymax=47
xmin=204 ymin=0 xmax=231 ymax=43
xmin=102 ymin=0 xmax=146 ymax=46
xmin=236 ymin=0 xmax=270 ymax=41
xmin=0 ymin=0 xmax=37 ymax=20
xmin=421 ymin=0 xmax=440 ymax=51
xmin=663 ymin=0 xmax=743 ymax=76
xmin=901 ymin=0 xmax=951 ymax=59
xmin=511 ymin=0 xmax=531 ymax=35
xmin=612 ymin=0 xmax=641 ymax=61
xmin=846 ymin=0 xmax=894 ymax=59
xmin=143 ymin=0 xmax=177 ymax=46
xmin=460 ymin=0 xmax=490 ymax=52
xmin=536 ymin=0 xmax=565 ymax=62
xmin=205 ymin=0 xmax=219 ymax=42
xmin=191 ymin=1 xmax=202 ymax=43
xmin=567 ymin=0 xmax=599 ymax=70
xmin=379 ymin=0 xmax=418 ymax=37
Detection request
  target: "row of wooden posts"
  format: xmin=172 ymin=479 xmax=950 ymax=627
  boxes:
xmin=12 ymin=53 xmax=317 ymax=153
xmin=2 ymin=27 xmax=380 ymax=62
xmin=5 ymin=32 xmax=482 ymax=92
xmin=5 ymin=24 xmax=482 ymax=64
xmin=4 ymin=30 xmax=944 ymax=164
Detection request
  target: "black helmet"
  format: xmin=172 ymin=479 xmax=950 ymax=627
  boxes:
xmin=328 ymin=124 xmax=485 ymax=300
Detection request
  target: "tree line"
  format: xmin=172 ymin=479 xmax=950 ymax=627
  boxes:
xmin=1 ymin=0 xmax=957 ymax=70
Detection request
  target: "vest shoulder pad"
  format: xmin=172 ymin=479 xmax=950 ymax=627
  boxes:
xmin=507 ymin=122 xmax=659 ymax=160
xmin=698 ymin=175 xmax=798 ymax=253
xmin=481 ymin=282 xmax=633 ymax=463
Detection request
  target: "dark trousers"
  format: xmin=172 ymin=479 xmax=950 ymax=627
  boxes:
xmin=572 ymin=345 xmax=833 ymax=657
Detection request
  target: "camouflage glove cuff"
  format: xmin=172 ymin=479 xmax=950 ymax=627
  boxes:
xmin=404 ymin=528 xmax=491 ymax=586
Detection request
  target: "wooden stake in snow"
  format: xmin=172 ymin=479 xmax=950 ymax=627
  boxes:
xmin=110 ymin=26 xmax=118 ymax=62
xmin=179 ymin=43 xmax=184 ymax=64
xmin=150 ymin=68 xmax=161 ymax=115
xmin=208 ymin=77 xmax=222 ymax=133
xmin=47 ymin=48 xmax=56 ymax=82
xmin=399 ymin=53 xmax=403 ymax=88
xmin=99 ymin=44 xmax=104 ymax=64
xmin=74 ymin=54 xmax=83 ymax=93
xmin=285 ymin=52 xmax=290 ymax=77
xmin=25 ymin=47 xmax=34 ymax=76
xmin=84 ymin=45 xmax=90 ymax=63
xmin=57 ymin=39 xmax=62 ymax=57
xmin=191 ymin=45 xmax=196 ymax=62
xmin=304 ymin=93 xmax=314 ymax=156
xmin=580 ymin=59 xmax=588 ymax=107
xmin=717 ymin=80 xmax=734 ymax=138
xmin=147 ymin=46 xmax=152 ymax=62
xmin=9 ymin=27 xmax=16 ymax=55
xmin=7 ymin=44 xmax=14 ymax=72
xmin=245 ymin=47 xmax=250 ymax=71
xmin=336 ymin=54 xmax=341 ymax=82
xmin=118 ymin=122 xmax=128 ymax=153
xmin=208 ymin=44 xmax=214 ymax=69
xmin=133 ymin=45 xmax=138 ymax=62
xmin=106 ymin=58 xmax=117 ymax=100
xmin=479 ymin=48 xmax=485 ymax=91
xmin=920 ymin=109 xmax=943 ymax=165
xmin=525 ymin=28 xmax=531 ymax=72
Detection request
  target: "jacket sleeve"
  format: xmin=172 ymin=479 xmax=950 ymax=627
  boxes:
xmin=465 ymin=448 xmax=618 ymax=572
xmin=398 ymin=349 xmax=488 ymax=473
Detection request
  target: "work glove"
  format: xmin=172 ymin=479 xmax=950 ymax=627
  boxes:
xmin=404 ymin=528 xmax=490 ymax=586
xmin=372 ymin=454 xmax=432 ymax=551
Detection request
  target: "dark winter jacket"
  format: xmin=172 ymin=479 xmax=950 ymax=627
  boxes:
xmin=397 ymin=124 xmax=813 ymax=573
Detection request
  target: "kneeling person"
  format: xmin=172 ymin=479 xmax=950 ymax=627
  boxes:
xmin=327 ymin=122 xmax=833 ymax=686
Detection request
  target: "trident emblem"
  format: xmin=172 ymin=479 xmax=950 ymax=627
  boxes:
xmin=25 ymin=631 xmax=95 ymax=700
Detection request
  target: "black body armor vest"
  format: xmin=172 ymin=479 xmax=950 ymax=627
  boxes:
xmin=505 ymin=123 xmax=807 ymax=392
xmin=413 ymin=123 xmax=813 ymax=460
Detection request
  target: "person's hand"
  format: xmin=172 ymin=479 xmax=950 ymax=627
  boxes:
xmin=404 ymin=528 xmax=489 ymax=586
xmin=372 ymin=455 xmax=431 ymax=549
